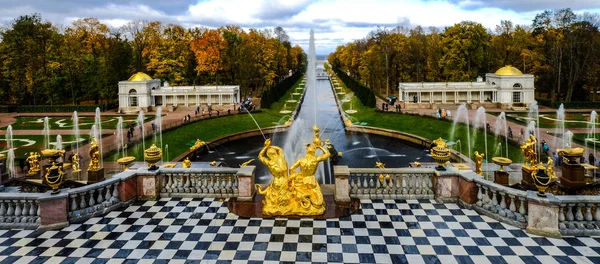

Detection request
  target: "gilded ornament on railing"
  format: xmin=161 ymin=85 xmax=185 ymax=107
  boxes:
xmin=520 ymin=135 xmax=537 ymax=169
xmin=116 ymin=156 xmax=135 ymax=170
xmin=182 ymin=157 xmax=191 ymax=168
xmin=531 ymin=164 xmax=551 ymax=197
xmin=88 ymin=137 xmax=101 ymax=171
xmin=26 ymin=152 xmax=41 ymax=176
xmin=557 ymin=147 xmax=585 ymax=165
xmin=44 ymin=162 xmax=65 ymax=194
xmin=210 ymin=161 xmax=217 ymax=167
xmin=240 ymin=159 xmax=254 ymax=167
xmin=546 ymin=157 xmax=557 ymax=182
xmin=144 ymin=144 xmax=162 ymax=169
xmin=255 ymin=124 xmax=330 ymax=217
xmin=430 ymin=138 xmax=450 ymax=170
xmin=474 ymin=151 xmax=484 ymax=175
xmin=189 ymin=139 xmax=206 ymax=152
xmin=375 ymin=162 xmax=390 ymax=184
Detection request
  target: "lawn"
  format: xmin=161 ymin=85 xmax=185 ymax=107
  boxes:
xmin=0 ymin=134 xmax=106 ymax=157
xmin=500 ymin=112 xmax=597 ymax=129
xmin=106 ymin=76 xmax=306 ymax=162
xmin=572 ymin=133 xmax=600 ymax=152
xmin=332 ymin=75 xmax=523 ymax=162
xmin=4 ymin=115 xmax=155 ymax=130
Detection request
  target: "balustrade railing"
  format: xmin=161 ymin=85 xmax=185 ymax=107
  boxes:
xmin=160 ymin=169 xmax=240 ymax=198
xmin=557 ymin=196 xmax=600 ymax=236
xmin=348 ymin=168 xmax=435 ymax=199
xmin=473 ymin=180 xmax=528 ymax=228
xmin=0 ymin=194 xmax=40 ymax=229
xmin=68 ymin=177 xmax=121 ymax=223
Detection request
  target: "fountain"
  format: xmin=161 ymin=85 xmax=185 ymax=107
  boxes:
xmin=42 ymin=116 xmax=50 ymax=149
xmin=279 ymin=103 xmax=292 ymax=114
xmin=344 ymin=99 xmax=357 ymax=114
xmin=116 ymin=117 xmax=125 ymax=158
xmin=137 ymin=111 xmax=146 ymax=153
xmin=5 ymin=125 xmax=15 ymax=178
xmin=586 ymin=111 xmax=597 ymax=161
xmin=55 ymin=135 xmax=63 ymax=150
xmin=494 ymin=142 xmax=502 ymax=157
xmin=155 ymin=107 xmax=163 ymax=153
xmin=525 ymin=121 xmax=536 ymax=143
xmin=450 ymin=103 xmax=471 ymax=158
xmin=527 ymin=101 xmax=540 ymax=161
xmin=493 ymin=112 xmax=509 ymax=159
xmin=72 ymin=111 xmax=80 ymax=154
xmin=286 ymin=94 xmax=297 ymax=104
xmin=472 ymin=106 xmax=488 ymax=163
xmin=564 ymin=130 xmax=573 ymax=148
xmin=94 ymin=108 xmax=104 ymax=167
xmin=554 ymin=104 xmax=566 ymax=149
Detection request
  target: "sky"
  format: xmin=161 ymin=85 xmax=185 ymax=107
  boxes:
xmin=1 ymin=0 xmax=600 ymax=55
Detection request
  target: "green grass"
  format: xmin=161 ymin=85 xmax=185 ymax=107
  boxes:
xmin=573 ymin=133 xmax=600 ymax=151
xmin=499 ymin=112 xmax=597 ymax=129
xmin=332 ymin=75 xmax=523 ymax=162
xmin=106 ymin=76 xmax=306 ymax=162
xmin=5 ymin=115 xmax=154 ymax=130
xmin=1 ymin=134 xmax=107 ymax=157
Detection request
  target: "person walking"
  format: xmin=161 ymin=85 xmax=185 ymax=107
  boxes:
xmin=589 ymin=153 xmax=596 ymax=166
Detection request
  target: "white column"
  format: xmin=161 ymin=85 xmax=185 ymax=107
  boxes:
xmin=429 ymin=92 xmax=433 ymax=103
xmin=219 ymin=94 xmax=222 ymax=105
xmin=467 ymin=91 xmax=471 ymax=103
xmin=185 ymin=95 xmax=189 ymax=106
xmin=418 ymin=92 xmax=421 ymax=103
xmin=174 ymin=95 xmax=177 ymax=106
xmin=479 ymin=91 xmax=483 ymax=103
xmin=162 ymin=95 xmax=166 ymax=106
xmin=196 ymin=95 xmax=199 ymax=105
xmin=454 ymin=91 xmax=458 ymax=103
xmin=442 ymin=92 xmax=446 ymax=103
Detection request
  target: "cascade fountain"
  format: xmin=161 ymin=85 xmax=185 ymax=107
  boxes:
xmin=450 ymin=103 xmax=471 ymax=158
xmin=155 ymin=107 xmax=163 ymax=153
xmin=42 ymin=117 xmax=50 ymax=149
xmin=555 ymin=104 xmax=566 ymax=149
xmin=55 ymin=135 xmax=63 ymax=150
xmin=5 ymin=125 xmax=15 ymax=177
xmin=586 ymin=111 xmax=598 ymax=160
xmin=94 ymin=108 xmax=103 ymax=167
xmin=472 ymin=106 xmax=488 ymax=162
xmin=116 ymin=117 xmax=124 ymax=158
xmin=564 ymin=130 xmax=574 ymax=148
xmin=72 ymin=111 xmax=80 ymax=154
xmin=137 ymin=111 xmax=146 ymax=153
xmin=494 ymin=112 xmax=509 ymax=159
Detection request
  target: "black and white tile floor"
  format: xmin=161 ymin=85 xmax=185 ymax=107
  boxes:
xmin=0 ymin=198 xmax=599 ymax=264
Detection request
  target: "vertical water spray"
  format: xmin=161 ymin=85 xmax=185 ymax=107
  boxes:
xmin=472 ymin=106 xmax=488 ymax=162
xmin=5 ymin=125 xmax=15 ymax=177
xmin=55 ymin=135 xmax=63 ymax=150
xmin=72 ymin=111 xmax=80 ymax=155
xmin=42 ymin=117 xmax=50 ymax=149
xmin=564 ymin=131 xmax=573 ymax=148
xmin=94 ymin=108 xmax=103 ymax=167
xmin=588 ymin=111 xmax=598 ymax=161
xmin=155 ymin=107 xmax=163 ymax=153
xmin=308 ymin=29 xmax=317 ymax=125
xmin=494 ymin=112 xmax=509 ymax=158
xmin=527 ymin=101 xmax=540 ymax=162
xmin=450 ymin=103 xmax=471 ymax=158
xmin=116 ymin=117 xmax=124 ymax=158
xmin=555 ymin=104 xmax=566 ymax=149
xmin=137 ymin=111 xmax=146 ymax=153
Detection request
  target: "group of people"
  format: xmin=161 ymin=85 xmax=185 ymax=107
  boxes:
xmin=380 ymin=102 xmax=401 ymax=112
xmin=435 ymin=108 xmax=451 ymax=118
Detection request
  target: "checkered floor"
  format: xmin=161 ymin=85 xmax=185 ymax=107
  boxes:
xmin=0 ymin=198 xmax=599 ymax=264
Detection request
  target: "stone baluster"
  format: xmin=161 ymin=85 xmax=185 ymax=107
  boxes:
xmin=208 ymin=175 xmax=215 ymax=194
xmin=559 ymin=205 xmax=566 ymax=229
xmin=476 ymin=184 xmax=483 ymax=207
xmin=177 ymin=174 xmax=185 ymax=193
xmin=88 ymin=190 xmax=96 ymax=208
xmin=407 ymin=174 xmax=414 ymax=195
xmin=165 ymin=174 xmax=173 ymax=193
xmin=104 ymin=185 xmax=111 ymax=204
xmin=170 ymin=174 xmax=178 ymax=191
xmin=490 ymin=190 xmax=498 ymax=213
xmin=368 ymin=175 xmax=375 ymax=197
xmin=482 ymin=187 xmax=490 ymax=210
xmin=358 ymin=175 xmax=365 ymax=195
xmin=402 ymin=175 xmax=408 ymax=195
xmin=350 ymin=175 xmax=357 ymax=195
xmin=188 ymin=175 xmax=196 ymax=193
xmin=14 ymin=200 xmax=21 ymax=223
xmin=6 ymin=201 xmax=14 ymax=223
xmin=70 ymin=195 xmax=78 ymax=212
xmin=233 ymin=175 xmax=239 ymax=194
xmin=97 ymin=187 xmax=105 ymax=205
xmin=18 ymin=200 xmax=26 ymax=223
xmin=575 ymin=204 xmax=584 ymax=229
xmin=519 ymin=199 xmax=527 ymax=223
xmin=594 ymin=205 xmax=600 ymax=222
xmin=112 ymin=182 xmax=119 ymax=202
xmin=201 ymin=176 xmax=208 ymax=193
xmin=395 ymin=175 xmax=402 ymax=194
xmin=585 ymin=204 xmax=594 ymax=229
xmin=508 ymin=195 xmax=516 ymax=219
xmin=184 ymin=174 xmax=191 ymax=193
xmin=219 ymin=175 xmax=226 ymax=194
xmin=0 ymin=201 xmax=6 ymax=222
xmin=192 ymin=175 xmax=200 ymax=193
xmin=498 ymin=192 xmax=507 ymax=217
xmin=226 ymin=175 xmax=233 ymax=194
xmin=29 ymin=200 xmax=36 ymax=223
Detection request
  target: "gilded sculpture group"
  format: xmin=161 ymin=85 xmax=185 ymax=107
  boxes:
xmin=256 ymin=124 xmax=330 ymax=216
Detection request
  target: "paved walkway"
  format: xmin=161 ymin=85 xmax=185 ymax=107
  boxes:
xmin=0 ymin=197 xmax=597 ymax=264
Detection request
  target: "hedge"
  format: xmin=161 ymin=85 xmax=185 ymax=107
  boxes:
xmin=0 ymin=105 xmax=106 ymax=113
xmin=260 ymin=70 xmax=304 ymax=109
xmin=536 ymin=98 xmax=600 ymax=109
xmin=333 ymin=68 xmax=376 ymax=108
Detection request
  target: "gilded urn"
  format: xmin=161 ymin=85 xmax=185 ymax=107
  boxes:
xmin=144 ymin=144 xmax=162 ymax=170
xmin=532 ymin=165 xmax=551 ymax=197
xmin=430 ymin=138 xmax=450 ymax=170
xmin=117 ymin=156 xmax=136 ymax=170
xmin=557 ymin=148 xmax=585 ymax=165
xmin=41 ymin=149 xmax=65 ymax=163
xmin=44 ymin=162 xmax=65 ymax=195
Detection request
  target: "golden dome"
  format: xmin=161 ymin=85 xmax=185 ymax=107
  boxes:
xmin=495 ymin=66 xmax=523 ymax=76
xmin=128 ymin=72 xmax=153 ymax=82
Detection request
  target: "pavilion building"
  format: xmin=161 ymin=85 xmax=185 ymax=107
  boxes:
xmin=398 ymin=66 xmax=535 ymax=109
xmin=118 ymin=72 xmax=240 ymax=113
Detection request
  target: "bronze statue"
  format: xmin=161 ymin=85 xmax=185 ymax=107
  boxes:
xmin=26 ymin=152 xmax=41 ymax=176
xmin=88 ymin=137 xmax=100 ymax=171
xmin=474 ymin=151 xmax=485 ymax=176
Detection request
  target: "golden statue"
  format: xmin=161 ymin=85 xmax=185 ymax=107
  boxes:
xmin=520 ymin=135 xmax=537 ymax=169
xmin=474 ymin=151 xmax=485 ymax=176
xmin=26 ymin=152 xmax=41 ymax=175
xmin=256 ymin=139 xmax=291 ymax=216
xmin=256 ymin=124 xmax=330 ymax=217
xmin=72 ymin=153 xmax=81 ymax=172
xmin=190 ymin=139 xmax=206 ymax=152
xmin=546 ymin=157 xmax=557 ymax=182
xmin=88 ymin=137 xmax=100 ymax=171
xmin=210 ymin=161 xmax=217 ymax=166
xmin=240 ymin=159 xmax=255 ymax=167
xmin=375 ymin=162 xmax=390 ymax=184
xmin=182 ymin=157 xmax=191 ymax=168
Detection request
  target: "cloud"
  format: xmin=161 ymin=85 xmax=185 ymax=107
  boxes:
xmin=1 ymin=0 xmax=600 ymax=54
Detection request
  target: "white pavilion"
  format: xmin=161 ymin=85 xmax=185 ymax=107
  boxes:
xmin=398 ymin=66 xmax=535 ymax=109
xmin=118 ymin=72 xmax=240 ymax=113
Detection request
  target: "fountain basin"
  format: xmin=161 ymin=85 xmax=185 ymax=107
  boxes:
xmin=279 ymin=110 xmax=293 ymax=114
xmin=117 ymin=156 xmax=136 ymax=170
xmin=345 ymin=110 xmax=357 ymax=114
xmin=292 ymin=93 xmax=301 ymax=96
xmin=286 ymin=100 xmax=297 ymax=103
xmin=340 ymin=99 xmax=351 ymax=103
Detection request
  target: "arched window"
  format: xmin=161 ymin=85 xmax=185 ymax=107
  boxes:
xmin=129 ymin=89 xmax=138 ymax=107
xmin=513 ymin=83 xmax=522 ymax=89
xmin=491 ymin=82 xmax=496 ymax=86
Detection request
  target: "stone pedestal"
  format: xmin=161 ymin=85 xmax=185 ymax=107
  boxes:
xmin=87 ymin=168 xmax=105 ymax=184
xmin=333 ymin=166 xmax=350 ymax=203
xmin=494 ymin=171 xmax=509 ymax=186
xmin=521 ymin=166 xmax=536 ymax=190
xmin=38 ymin=191 xmax=69 ymax=231
xmin=560 ymin=164 xmax=586 ymax=189
xmin=236 ymin=166 xmax=255 ymax=201
xmin=137 ymin=175 xmax=160 ymax=200
xmin=525 ymin=191 xmax=561 ymax=238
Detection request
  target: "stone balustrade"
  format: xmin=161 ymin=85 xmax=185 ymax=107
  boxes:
xmin=473 ymin=179 xmax=528 ymax=228
xmin=346 ymin=168 xmax=435 ymax=199
xmin=68 ymin=177 xmax=121 ymax=223
xmin=557 ymin=195 xmax=600 ymax=236
xmin=160 ymin=168 xmax=240 ymax=198
xmin=0 ymin=193 xmax=41 ymax=229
